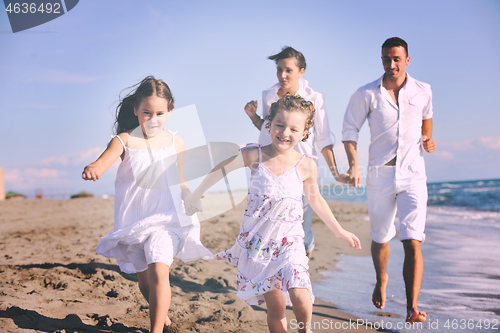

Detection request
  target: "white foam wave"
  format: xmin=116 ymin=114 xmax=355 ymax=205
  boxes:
xmin=428 ymin=195 xmax=448 ymax=202
xmin=441 ymin=183 xmax=463 ymax=188
xmin=427 ymin=206 xmax=500 ymax=222
xmin=463 ymin=186 xmax=500 ymax=193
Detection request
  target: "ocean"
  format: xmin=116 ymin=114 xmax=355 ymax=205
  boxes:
xmin=316 ymin=178 xmax=500 ymax=332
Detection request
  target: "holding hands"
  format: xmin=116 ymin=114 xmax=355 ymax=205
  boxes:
xmin=334 ymin=173 xmax=352 ymax=185
xmin=184 ymin=193 xmax=203 ymax=216
xmin=345 ymin=165 xmax=362 ymax=188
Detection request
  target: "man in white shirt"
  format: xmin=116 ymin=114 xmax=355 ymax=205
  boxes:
xmin=342 ymin=37 xmax=436 ymax=323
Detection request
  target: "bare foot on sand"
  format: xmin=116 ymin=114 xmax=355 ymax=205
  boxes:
xmin=372 ymin=273 xmax=388 ymax=309
xmin=163 ymin=317 xmax=180 ymax=333
xmin=406 ymin=309 xmax=427 ymax=323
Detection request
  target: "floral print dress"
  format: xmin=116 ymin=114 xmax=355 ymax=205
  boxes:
xmin=215 ymin=144 xmax=315 ymax=306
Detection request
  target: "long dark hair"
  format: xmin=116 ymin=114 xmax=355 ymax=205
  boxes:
xmin=114 ymin=76 xmax=175 ymax=134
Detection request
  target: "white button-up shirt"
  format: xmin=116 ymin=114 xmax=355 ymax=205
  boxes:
xmin=342 ymin=73 xmax=433 ymax=179
xmin=258 ymin=78 xmax=335 ymax=157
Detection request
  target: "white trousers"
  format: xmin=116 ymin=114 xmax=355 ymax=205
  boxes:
xmin=367 ymin=166 xmax=427 ymax=243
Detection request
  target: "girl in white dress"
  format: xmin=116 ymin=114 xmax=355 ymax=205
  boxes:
xmin=82 ymin=76 xmax=212 ymax=333
xmin=185 ymin=93 xmax=362 ymax=333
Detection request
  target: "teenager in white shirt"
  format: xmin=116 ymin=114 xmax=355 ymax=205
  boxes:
xmin=342 ymin=37 xmax=436 ymax=323
xmin=244 ymin=46 xmax=348 ymax=259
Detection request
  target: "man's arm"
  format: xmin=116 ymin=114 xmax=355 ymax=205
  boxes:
xmin=341 ymin=90 xmax=369 ymax=188
xmin=312 ymin=94 xmax=349 ymax=184
xmin=343 ymin=141 xmax=362 ymax=187
xmin=421 ymin=118 xmax=435 ymax=153
xmin=321 ymin=145 xmax=349 ymax=184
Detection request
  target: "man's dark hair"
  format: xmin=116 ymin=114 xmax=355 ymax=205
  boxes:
xmin=382 ymin=37 xmax=409 ymax=56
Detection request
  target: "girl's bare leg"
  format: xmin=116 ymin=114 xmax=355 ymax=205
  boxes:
xmin=263 ymin=290 xmax=287 ymax=333
xmin=289 ymin=288 xmax=313 ymax=333
xmin=137 ymin=270 xmax=150 ymax=300
xmin=137 ymin=263 xmax=172 ymax=332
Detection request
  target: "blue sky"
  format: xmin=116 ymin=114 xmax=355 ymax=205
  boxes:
xmin=1 ymin=0 xmax=499 ymax=198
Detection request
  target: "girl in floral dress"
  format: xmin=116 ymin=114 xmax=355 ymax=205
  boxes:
xmin=185 ymin=93 xmax=361 ymax=333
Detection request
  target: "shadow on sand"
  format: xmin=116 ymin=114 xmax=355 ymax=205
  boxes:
xmin=0 ymin=306 xmax=148 ymax=332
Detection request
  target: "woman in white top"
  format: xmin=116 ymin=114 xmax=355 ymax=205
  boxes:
xmin=244 ymin=47 xmax=348 ymax=258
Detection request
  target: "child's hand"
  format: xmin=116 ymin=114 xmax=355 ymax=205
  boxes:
xmin=335 ymin=229 xmax=362 ymax=250
xmin=184 ymin=193 xmax=203 ymax=216
xmin=82 ymin=164 xmax=102 ymax=181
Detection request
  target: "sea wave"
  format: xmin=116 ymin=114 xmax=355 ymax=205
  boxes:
xmin=427 ymin=206 xmax=500 ymax=229
xmin=440 ymin=183 xmax=464 ymax=188
xmin=427 ymin=178 xmax=500 ymax=212
xmin=463 ymin=186 xmax=500 ymax=193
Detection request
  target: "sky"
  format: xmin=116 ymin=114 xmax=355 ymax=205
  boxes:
xmin=1 ymin=0 xmax=499 ymax=198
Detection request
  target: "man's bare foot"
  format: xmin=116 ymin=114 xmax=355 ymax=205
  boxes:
xmin=372 ymin=273 xmax=388 ymax=309
xmin=164 ymin=315 xmax=171 ymax=326
xmin=406 ymin=309 xmax=426 ymax=323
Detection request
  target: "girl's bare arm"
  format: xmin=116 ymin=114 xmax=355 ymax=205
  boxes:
xmin=301 ymin=158 xmax=361 ymax=249
xmin=82 ymin=135 xmax=126 ymax=181
xmin=184 ymin=147 xmax=258 ymax=212
xmin=174 ymin=135 xmax=192 ymax=200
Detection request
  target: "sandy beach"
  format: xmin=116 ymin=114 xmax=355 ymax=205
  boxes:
xmin=0 ymin=194 xmax=381 ymax=333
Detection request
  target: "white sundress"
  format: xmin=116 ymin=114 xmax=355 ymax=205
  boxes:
xmin=96 ymin=133 xmax=212 ymax=274
xmin=215 ymin=144 xmax=316 ymax=306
